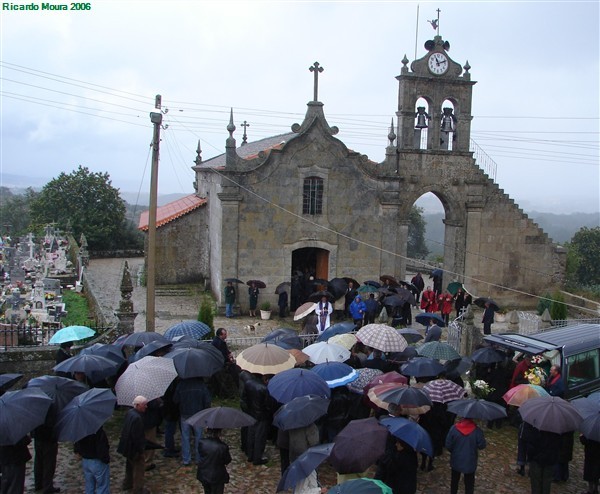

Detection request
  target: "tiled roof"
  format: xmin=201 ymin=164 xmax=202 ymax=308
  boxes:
xmin=138 ymin=194 xmax=206 ymax=231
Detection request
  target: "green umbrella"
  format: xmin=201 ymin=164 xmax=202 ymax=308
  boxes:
xmin=328 ymin=478 xmax=393 ymax=493
xmin=447 ymin=282 xmax=464 ymax=295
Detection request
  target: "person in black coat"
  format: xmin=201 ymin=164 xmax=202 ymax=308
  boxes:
xmin=0 ymin=434 xmax=31 ymax=494
xmin=32 ymin=403 xmax=60 ymax=494
xmin=117 ymin=396 xmax=148 ymax=493
xmin=196 ymin=429 xmax=232 ymax=494
xmin=244 ymin=374 xmax=275 ymax=465
xmin=74 ymin=427 xmax=111 ymax=493
xmin=580 ymin=434 xmax=600 ymax=494
xmin=522 ymin=421 xmax=561 ymax=494
xmin=375 ymin=436 xmax=418 ymax=494
xmin=481 ymin=302 xmax=495 ymax=335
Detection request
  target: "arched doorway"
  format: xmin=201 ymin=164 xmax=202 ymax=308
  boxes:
xmin=290 ymin=247 xmax=329 ymax=310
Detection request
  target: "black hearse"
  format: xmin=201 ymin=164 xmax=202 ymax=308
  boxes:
xmin=484 ymin=323 xmax=600 ymax=400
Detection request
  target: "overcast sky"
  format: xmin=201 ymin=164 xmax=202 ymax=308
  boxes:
xmin=1 ymin=1 xmax=599 ymax=215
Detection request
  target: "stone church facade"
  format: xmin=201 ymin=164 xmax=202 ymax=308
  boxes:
xmin=140 ymin=35 xmax=565 ymax=310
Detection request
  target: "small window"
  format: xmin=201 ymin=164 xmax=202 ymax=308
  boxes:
xmin=302 ymin=177 xmax=323 ymax=215
xmin=566 ymin=349 xmax=600 ymax=387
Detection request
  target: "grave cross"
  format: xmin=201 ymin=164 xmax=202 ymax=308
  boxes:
xmin=309 ymin=62 xmax=324 ymax=102
xmin=241 ymin=120 xmax=250 ymax=145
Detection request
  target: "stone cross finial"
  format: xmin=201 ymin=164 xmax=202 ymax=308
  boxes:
xmin=309 ymin=62 xmax=324 ymax=102
xmin=241 ymin=120 xmax=250 ymax=146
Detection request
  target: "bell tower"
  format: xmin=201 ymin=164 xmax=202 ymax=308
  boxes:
xmin=396 ymin=35 xmax=475 ymax=152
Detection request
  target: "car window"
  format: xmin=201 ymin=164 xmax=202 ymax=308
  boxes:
xmin=566 ymin=349 xmax=600 ymax=388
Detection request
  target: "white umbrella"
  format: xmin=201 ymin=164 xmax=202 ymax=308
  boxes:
xmin=115 ymin=356 xmax=177 ymax=406
xmin=236 ymin=343 xmax=296 ymax=375
xmin=303 ymin=341 xmax=350 ymax=364
xmin=328 ymin=333 xmax=358 ymax=350
xmin=294 ymin=302 xmax=317 ymax=321
xmin=356 ymin=323 xmax=408 ymax=352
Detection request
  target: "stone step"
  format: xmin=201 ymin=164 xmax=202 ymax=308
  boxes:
xmin=155 ymin=289 xmax=193 ymax=297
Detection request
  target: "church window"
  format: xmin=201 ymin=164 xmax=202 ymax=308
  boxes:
xmin=302 ymin=177 xmax=323 ymax=215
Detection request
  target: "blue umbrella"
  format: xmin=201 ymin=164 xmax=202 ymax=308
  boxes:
xmin=53 ymin=354 xmax=119 ymax=383
xmin=580 ymin=411 xmax=600 ymax=441
xmin=79 ymin=343 xmax=125 ymax=365
xmin=364 ymin=280 xmax=382 ymax=288
xmin=165 ymin=346 xmax=224 ymax=378
xmin=114 ymin=332 xmax=169 ymax=348
xmin=277 ymin=443 xmax=334 ymax=491
xmin=317 ymin=322 xmax=357 ymax=342
xmin=447 ymin=398 xmax=507 ymax=421
xmin=415 ymin=312 xmax=446 ymax=327
xmin=131 ymin=340 xmax=173 ymax=361
xmin=267 ymin=368 xmax=331 ymax=404
xmin=397 ymin=328 xmax=423 ymax=344
xmin=262 ymin=328 xmax=303 ymax=350
xmin=0 ymin=373 xmax=23 ymax=394
xmin=273 ymin=395 xmax=330 ymax=430
xmin=27 ymin=375 xmax=89 ymax=412
xmin=379 ymin=416 xmax=434 ymax=456
xmin=164 ymin=321 xmax=211 ymax=341
xmin=55 ymin=388 xmax=116 ymax=442
xmin=49 ymin=325 xmax=95 ymax=344
xmin=470 ymin=347 xmax=505 ymax=364
xmin=401 ymin=357 xmax=445 ymax=378
xmin=311 ymin=362 xmax=359 ymax=388
xmin=0 ymin=388 xmax=53 ymax=445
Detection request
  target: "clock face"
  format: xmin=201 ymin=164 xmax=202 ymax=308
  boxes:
xmin=428 ymin=52 xmax=449 ymax=75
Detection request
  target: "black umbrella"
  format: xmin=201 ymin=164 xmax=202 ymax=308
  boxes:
xmin=275 ymin=281 xmax=291 ymax=294
xmin=447 ymin=398 xmax=507 ymax=421
xmin=114 ymin=332 xmax=169 ymax=348
xmin=444 ymin=357 xmax=473 ymax=379
xmin=364 ymin=280 xmax=382 ymax=289
xmin=415 ymin=312 xmax=446 ymax=327
xmin=388 ymin=347 xmax=419 ymax=364
xmin=53 ymin=354 xmax=119 ymax=383
xmin=79 ymin=343 xmax=126 ymax=365
xmin=399 ymin=281 xmax=419 ymax=293
xmin=247 ymin=279 xmax=266 ymax=289
xmin=308 ymin=290 xmax=335 ymax=303
xmin=0 ymin=373 xmax=23 ymax=394
xmin=27 ymin=375 xmax=89 ymax=412
xmin=277 ymin=443 xmax=334 ymax=492
xmin=55 ymin=388 xmax=116 ymax=443
xmin=273 ymin=395 xmax=330 ymax=430
xmin=382 ymin=295 xmax=406 ymax=308
xmin=343 ymin=277 xmax=360 ymax=288
xmin=397 ymin=328 xmax=423 ymax=344
xmin=224 ymin=278 xmax=244 ymax=284
xmin=470 ymin=347 xmax=505 ymax=364
xmin=379 ymin=275 xmax=399 ymax=286
xmin=0 ymin=388 xmax=53 ymax=445
xmin=330 ymin=417 xmax=388 ymax=474
xmin=131 ymin=340 xmax=174 ymax=361
xmin=400 ymin=357 xmax=445 ymax=378
xmin=186 ymin=406 xmax=256 ymax=429
xmin=165 ymin=346 xmax=224 ymax=378
xmin=518 ymin=396 xmax=582 ymax=434
xmin=262 ymin=328 xmax=303 ymax=350
xmin=328 ymin=278 xmax=349 ymax=299
xmin=473 ymin=297 xmax=500 ymax=312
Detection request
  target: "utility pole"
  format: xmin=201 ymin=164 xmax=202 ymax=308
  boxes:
xmin=146 ymin=95 xmax=162 ymax=332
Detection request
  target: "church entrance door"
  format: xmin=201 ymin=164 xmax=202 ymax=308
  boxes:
xmin=290 ymin=247 xmax=329 ymax=311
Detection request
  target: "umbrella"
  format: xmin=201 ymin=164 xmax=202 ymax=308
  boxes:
xmin=430 ymin=269 xmax=443 ymax=278
xmin=114 ymin=331 xmax=169 ymax=348
xmin=49 ymin=325 xmax=95 ymax=344
xmin=224 ymin=278 xmax=244 ymax=284
xmin=364 ymin=372 xmax=409 ymax=398
xmin=388 ymin=347 xmax=419 ymax=364
xmin=415 ymin=312 xmax=446 ymax=327
xmin=246 ymin=279 xmax=266 ymax=289
xmin=445 ymin=357 xmax=473 ymax=378
xmin=131 ymin=340 xmax=173 ymax=361
xmin=55 ymin=388 xmax=116 ymax=442
xmin=328 ymin=333 xmax=358 ymax=350
xmin=165 ymin=346 xmax=224 ymax=378
xmin=381 ymin=295 xmax=408 ymax=308
xmin=417 ymin=341 xmax=461 ymax=361
xmin=262 ymin=328 xmax=303 ymax=350
xmin=399 ymin=280 xmax=419 ymax=292
xmin=366 ymin=383 xmax=407 ymax=411
xmin=588 ymin=391 xmax=600 ymax=405
xmin=0 ymin=388 xmax=53 ymax=445
xmin=268 ymin=368 xmax=331 ymax=403
xmin=356 ymin=324 xmax=408 ymax=353
xmin=447 ymin=398 xmax=507 ymax=421
xmin=518 ymin=396 xmax=582 ymax=434
xmin=115 ymin=356 xmax=178 ymax=406
xmin=275 ymin=281 xmax=291 ymax=294
xmin=27 ymin=375 xmax=89 ymax=412
xmin=446 ymin=282 xmax=464 ymax=295
xmin=186 ymin=406 xmax=256 ymax=429
xmin=311 ymin=362 xmax=359 ymax=388
xmin=328 ymin=478 xmax=393 ymax=494
xmin=398 ymin=328 xmax=423 ymax=344
xmin=272 ymin=395 xmax=330 ymax=430
xmin=473 ymin=297 xmax=500 ymax=311
xmin=294 ymin=302 xmax=317 ymax=321
xmin=343 ymin=277 xmax=360 ymax=288
xmin=79 ymin=343 xmax=126 ymax=365
xmin=401 ymin=357 xmax=445 ymax=378
xmin=277 ymin=443 xmax=334 ymax=492
xmin=303 ymin=341 xmax=351 ymax=364
xmin=470 ymin=347 xmax=505 ymax=364
xmin=372 ymin=383 xmax=432 ymax=408
xmin=236 ymin=343 xmax=296 ymax=375
xmin=364 ymin=280 xmax=382 ymax=289
xmin=379 ymin=275 xmax=399 ymax=286
xmin=357 ymin=284 xmax=378 ymax=294
xmin=330 ymin=417 xmax=388 ymax=474
xmin=317 ymin=322 xmax=357 ymax=342
xmin=502 ymin=384 xmax=549 ymax=407
xmin=346 ymin=368 xmax=384 ymax=394
xmin=423 ymin=379 xmax=466 ymax=403
xmin=53 ymin=354 xmax=119 ymax=383
xmin=311 ymin=278 xmax=329 ymax=288
xmin=580 ymin=412 xmax=600 ymax=441
xmin=308 ymin=290 xmax=335 ymax=302
xmin=0 ymin=373 xmax=23 ymax=394
xmin=164 ymin=321 xmax=211 ymax=341
xmin=328 ymin=278 xmax=349 ymax=299
xmin=379 ymin=416 xmax=434 ymax=457
xmin=572 ymin=396 xmax=600 ymax=419
xmin=171 ymin=338 xmax=209 ymax=350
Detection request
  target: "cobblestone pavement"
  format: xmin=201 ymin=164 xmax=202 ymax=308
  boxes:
xmin=27 ymin=258 xmax=587 ymax=493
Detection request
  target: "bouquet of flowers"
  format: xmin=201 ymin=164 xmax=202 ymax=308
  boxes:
xmin=531 ymin=355 xmax=544 ymax=365
xmin=525 ymin=366 xmax=547 ymax=386
xmin=470 ymin=379 xmax=495 ymax=399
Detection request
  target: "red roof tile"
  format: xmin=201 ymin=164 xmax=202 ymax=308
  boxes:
xmin=138 ymin=194 xmax=206 ymax=231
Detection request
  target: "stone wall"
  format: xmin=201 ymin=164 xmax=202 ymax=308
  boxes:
xmin=0 ymin=346 xmax=58 ymax=381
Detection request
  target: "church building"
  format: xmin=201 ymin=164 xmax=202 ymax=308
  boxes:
xmin=139 ymin=34 xmax=565 ymax=311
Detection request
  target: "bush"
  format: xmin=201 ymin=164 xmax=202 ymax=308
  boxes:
xmin=260 ymin=301 xmax=271 ymax=311
xmin=537 ymin=293 xmax=552 ymax=316
xmin=198 ymin=296 xmax=214 ymax=338
xmin=549 ymin=291 xmax=568 ymax=321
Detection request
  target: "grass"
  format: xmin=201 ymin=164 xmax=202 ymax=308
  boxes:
xmin=61 ymin=289 xmax=92 ymax=326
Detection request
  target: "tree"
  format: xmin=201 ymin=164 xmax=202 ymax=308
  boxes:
xmin=568 ymin=227 xmax=600 ymax=286
xmin=0 ymin=187 xmax=37 ymax=237
xmin=407 ymin=205 xmax=429 ymax=259
xmin=29 ymin=166 xmax=127 ymax=251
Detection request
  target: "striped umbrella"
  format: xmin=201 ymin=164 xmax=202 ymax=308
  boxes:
xmin=311 ymin=362 xmax=359 ymax=388
xmin=236 ymin=343 xmax=296 ymax=375
xmin=423 ymin=379 xmax=466 ymax=403
xmin=502 ymin=384 xmax=549 ymax=407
